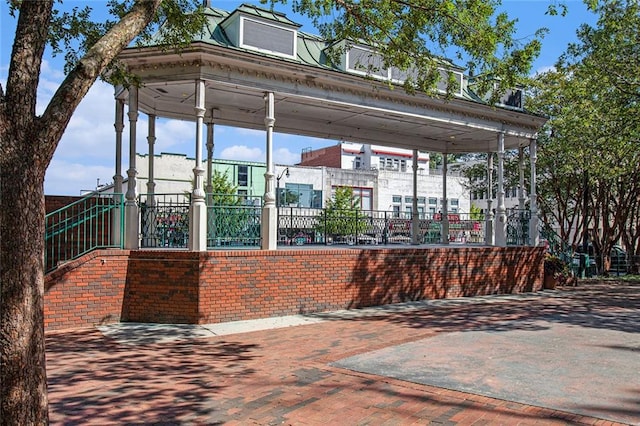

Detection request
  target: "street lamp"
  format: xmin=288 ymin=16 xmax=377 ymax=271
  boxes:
xmin=276 ymin=167 xmax=290 ymax=207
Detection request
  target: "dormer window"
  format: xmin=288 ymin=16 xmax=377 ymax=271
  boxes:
xmin=240 ymin=17 xmax=296 ymax=58
xmin=346 ymin=45 xmax=388 ymax=79
xmin=221 ymin=7 xmax=299 ymax=59
xmin=497 ymin=88 xmax=523 ymax=109
xmin=435 ymin=69 xmax=463 ymax=96
xmin=339 ymin=43 xmax=464 ymax=96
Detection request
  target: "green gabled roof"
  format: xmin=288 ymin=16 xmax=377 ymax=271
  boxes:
xmin=229 ymin=3 xmax=302 ymax=28
xmin=149 ymin=3 xmax=524 ymax=109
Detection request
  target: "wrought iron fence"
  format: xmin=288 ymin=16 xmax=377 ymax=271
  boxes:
xmin=277 ymin=208 xmax=487 ymax=246
xmin=208 ymin=195 xmax=262 ymax=248
xmin=135 ymin=195 xmax=513 ymax=249
xmin=506 ymin=209 xmax=531 ymax=246
xmin=45 ymin=193 xmax=123 ymax=272
xmin=438 ymin=212 xmax=487 ymax=244
xmin=139 ymin=193 xmax=190 ymax=248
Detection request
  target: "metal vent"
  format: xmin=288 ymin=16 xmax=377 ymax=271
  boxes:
xmin=242 ymin=18 xmax=295 ymax=57
xmin=499 ymin=89 xmax=523 ymax=109
xmin=347 ymin=46 xmax=387 ymax=78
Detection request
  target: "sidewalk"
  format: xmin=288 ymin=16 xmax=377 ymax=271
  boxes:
xmin=46 ymin=280 xmax=640 ymax=425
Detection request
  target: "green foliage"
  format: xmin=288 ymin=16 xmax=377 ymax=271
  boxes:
xmin=316 ymin=186 xmax=367 ymax=236
xmin=43 ymin=0 xmax=206 ymax=82
xmin=209 ymin=170 xmax=241 ymax=206
xmin=208 ymin=170 xmax=259 ymax=242
xmin=469 ymin=204 xmax=484 ymax=220
xmin=527 ymin=0 xmax=640 ymax=269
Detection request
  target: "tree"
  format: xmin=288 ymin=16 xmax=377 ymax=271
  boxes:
xmin=0 ymin=1 xmax=206 ymax=422
xmin=209 ymin=169 xmax=240 ymax=206
xmin=1 ymin=0 xmax=543 ymax=422
xmin=527 ymin=0 xmax=640 ymax=274
xmin=317 ymin=186 xmax=367 ymax=238
xmin=207 ymin=170 xmax=259 ymax=245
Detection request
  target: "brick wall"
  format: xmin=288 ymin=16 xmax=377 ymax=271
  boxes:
xmin=44 ymin=250 xmax=130 ymax=331
xmin=299 ymin=145 xmax=342 ymax=167
xmin=46 ymin=195 xmax=83 ymax=213
xmin=44 ymin=246 xmax=544 ymax=331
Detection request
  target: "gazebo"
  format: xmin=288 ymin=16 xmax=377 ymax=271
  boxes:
xmin=112 ymin=3 xmax=546 ymax=252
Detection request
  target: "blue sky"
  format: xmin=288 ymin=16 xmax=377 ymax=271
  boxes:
xmin=0 ymin=0 xmax=596 ymax=195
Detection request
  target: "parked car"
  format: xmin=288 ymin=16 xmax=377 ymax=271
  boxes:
xmin=572 ymin=244 xmax=628 ymax=276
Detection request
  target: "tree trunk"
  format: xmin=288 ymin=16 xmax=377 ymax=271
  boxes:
xmin=0 ymin=149 xmax=49 ymax=424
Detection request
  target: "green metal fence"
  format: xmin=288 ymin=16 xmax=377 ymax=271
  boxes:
xmin=276 ymin=209 xmax=486 ymax=246
xmin=506 ymin=209 xmax=531 ymax=246
xmin=45 ymin=193 xmax=124 ymax=273
xmin=207 ymin=195 xmax=262 ymax=248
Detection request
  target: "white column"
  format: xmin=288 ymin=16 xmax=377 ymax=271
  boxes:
xmin=441 ymin=155 xmax=449 ymax=244
xmin=495 ymin=132 xmax=507 ymax=246
xmin=411 ymin=150 xmax=420 ymax=244
xmin=188 ymin=79 xmax=207 ymax=251
xmin=485 ymin=153 xmax=494 ymax=245
xmin=124 ymin=86 xmax=139 ymax=250
xmin=261 ymin=92 xmax=277 ymax=250
xmin=112 ymin=96 xmax=125 ymax=246
xmin=529 ymin=138 xmax=540 ymax=246
xmin=518 ymin=147 xmax=526 ymax=211
xmin=145 ymin=114 xmax=157 ymax=247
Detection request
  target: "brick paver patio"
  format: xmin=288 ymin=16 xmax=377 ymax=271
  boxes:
xmin=46 ymin=280 xmax=639 ymax=425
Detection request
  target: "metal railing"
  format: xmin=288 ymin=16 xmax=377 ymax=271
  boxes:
xmin=277 ymin=208 xmax=487 ymax=246
xmin=139 ymin=193 xmax=190 ymax=248
xmin=208 ymin=195 xmax=262 ymax=248
xmin=506 ymin=209 xmax=531 ymax=246
xmin=45 ymin=193 xmax=123 ymax=273
xmin=138 ymin=193 xmax=264 ymax=248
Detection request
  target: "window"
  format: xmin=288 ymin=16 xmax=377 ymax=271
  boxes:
xmin=237 ymin=165 xmax=248 ymax=187
xmin=405 ymin=196 xmax=413 ymax=204
xmin=312 ymin=190 xmax=323 ymax=208
xmin=354 ymin=156 xmax=361 ymax=169
xmin=450 ymin=199 xmax=459 ymax=207
xmin=428 ymin=197 xmax=437 ymax=205
xmin=400 ymin=160 xmax=407 ymax=172
xmin=392 ymin=195 xmax=402 ymax=203
xmin=392 ymin=205 xmax=400 ymax=217
xmin=334 ymin=186 xmax=372 ymax=210
xmin=417 ymin=197 xmax=426 ymax=205
xmin=284 ymin=183 xmax=315 ymax=207
xmin=358 ymin=188 xmax=372 ymax=210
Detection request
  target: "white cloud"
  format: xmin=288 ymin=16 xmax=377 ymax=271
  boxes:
xmin=45 ymin=159 xmax=114 ymax=196
xmin=274 ymin=147 xmax=300 ymax=165
xmin=219 ymin=145 xmax=264 ymax=162
xmin=533 ymin=65 xmax=556 ymax=76
xmin=154 ymin=119 xmax=196 ymax=154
